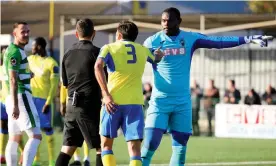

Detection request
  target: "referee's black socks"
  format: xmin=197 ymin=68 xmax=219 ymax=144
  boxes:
xmin=55 ymin=152 xmax=71 ymax=166
xmin=96 ymin=153 xmax=103 ymax=166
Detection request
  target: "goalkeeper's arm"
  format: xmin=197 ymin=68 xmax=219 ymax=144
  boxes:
xmin=192 ymin=33 xmax=274 ymax=49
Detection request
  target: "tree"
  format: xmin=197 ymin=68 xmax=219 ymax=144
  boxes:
xmin=248 ymin=1 xmax=276 ymax=13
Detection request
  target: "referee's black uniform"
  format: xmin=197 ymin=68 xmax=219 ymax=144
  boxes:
xmin=61 ymin=40 xmax=102 ymax=149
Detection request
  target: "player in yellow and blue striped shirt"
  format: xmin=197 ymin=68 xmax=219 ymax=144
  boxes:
xmin=0 ymin=46 xmax=8 ymax=164
xmin=0 ymin=73 xmax=8 ymax=164
xmin=28 ymin=37 xmax=59 ymax=166
xmin=94 ymin=20 xmax=164 ymax=166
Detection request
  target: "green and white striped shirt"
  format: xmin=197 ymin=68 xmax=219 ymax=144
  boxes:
xmin=3 ymin=43 xmax=32 ymax=94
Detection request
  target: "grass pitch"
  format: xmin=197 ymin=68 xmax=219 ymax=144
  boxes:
xmin=4 ymin=132 xmax=275 ymax=166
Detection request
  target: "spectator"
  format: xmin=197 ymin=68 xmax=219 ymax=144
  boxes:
xmin=204 ymin=79 xmax=220 ymax=136
xmin=0 ymin=46 xmax=8 ymax=66
xmin=244 ymin=88 xmax=261 ymax=105
xmin=143 ymin=82 xmax=152 ymax=111
xmin=224 ymin=80 xmax=241 ymax=104
xmin=262 ymin=84 xmax=276 ymax=105
xmin=190 ymin=80 xmax=203 ymax=136
xmin=1 ymin=46 xmax=8 ymax=57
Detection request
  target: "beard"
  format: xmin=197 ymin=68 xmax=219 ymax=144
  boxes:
xmin=19 ymin=37 xmax=29 ymax=46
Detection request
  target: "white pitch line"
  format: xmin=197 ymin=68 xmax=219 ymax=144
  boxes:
xmin=186 ymin=161 xmax=276 ymax=166
xmin=118 ymin=161 xmax=276 ymax=166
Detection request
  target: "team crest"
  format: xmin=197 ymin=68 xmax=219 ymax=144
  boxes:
xmin=10 ymin=58 xmax=17 ymax=66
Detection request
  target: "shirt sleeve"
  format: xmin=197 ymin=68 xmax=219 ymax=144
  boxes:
xmin=7 ymin=50 xmax=21 ymax=71
xmin=61 ymin=54 xmax=68 ymax=87
xmin=60 ymin=84 xmax=67 ymax=104
xmin=46 ymin=59 xmax=60 ymax=105
xmin=193 ymin=33 xmax=246 ymax=50
xmin=50 ymin=59 xmax=59 ymax=76
xmin=98 ymin=45 xmax=110 ymax=65
xmin=146 ymin=48 xmax=155 ymax=64
xmin=143 ymin=37 xmax=155 ymax=63
xmin=98 ymin=45 xmax=116 ymax=72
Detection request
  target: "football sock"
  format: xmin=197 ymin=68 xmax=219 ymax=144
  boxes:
xmin=170 ymin=130 xmax=190 ymax=166
xmin=55 ymin=152 xmax=71 ymax=166
xmin=0 ymin=133 xmax=8 ymax=157
xmin=73 ymin=148 xmax=81 ymax=161
xmin=102 ymin=150 xmax=116 ymax=166
xmin=96 ymin=153 xmax=103 ymax=166
xmin=83 ymin=141 xmax=90 ymax=161
xmin=129 ymin=156 xmax=142 ymax=166
xmin=5 ymin=140 xmax=18 ymax=166
xmin=141 ymin=128 xmax=164 ymax=166
xmin=23 ymin=138 xmax=41 ymax=166
xmin=141 ymin=148 xmax=154 ymax=166
xmin=47 ymin=134 xmax=54 ymax=161
xmin=169 ymin=146 xmax=187 ymax=166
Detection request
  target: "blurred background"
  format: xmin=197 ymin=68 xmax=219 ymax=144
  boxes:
xmin=1 ymin=0 xmax=276 ymax=165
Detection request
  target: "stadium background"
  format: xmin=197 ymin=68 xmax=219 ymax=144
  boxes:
xmin=1 ymin=1 xmax=276 ymax=165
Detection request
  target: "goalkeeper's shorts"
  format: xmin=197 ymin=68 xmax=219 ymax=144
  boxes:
xmin=145 ymin=97 xmax=193 ymax=134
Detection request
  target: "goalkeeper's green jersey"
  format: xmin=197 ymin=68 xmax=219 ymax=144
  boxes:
xmin=3 ymin=43 xmax=32 ymax=94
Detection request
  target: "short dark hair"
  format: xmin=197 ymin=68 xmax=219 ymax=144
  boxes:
xmin=76 ymin=18 xmax=94 ymax=38
xmin=163 ymin=7 xmax=181 ymax=21
xmin=230 ymin=79 xmax=235 ymax=86
xmin=117 ymin=20 xmax=138 ymax=42
xmin=34 ymin=37 xmax=47 ymax=49
xmin=1 ymin=45 xmax=8 ymax=52
xmin=13 ymin=22 xmax=28 ymax=30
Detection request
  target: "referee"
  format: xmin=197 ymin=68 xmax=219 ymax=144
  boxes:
xmin=56 ymin=18 xmax=103 ymax=166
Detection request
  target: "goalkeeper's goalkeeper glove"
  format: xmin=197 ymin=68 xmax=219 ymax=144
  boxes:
xmin=244 ymin=35 xmax=274 ymax=47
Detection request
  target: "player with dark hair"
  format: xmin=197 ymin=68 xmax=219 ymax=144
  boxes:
xmin=3 ymin=21 xmax=42 ymax=166
xmin=141 ymin=7 xmax=273 ymax=166
xmin=28 ymin=37 xmax=59 ymax=166
xmin=56 ymin=18 xmax=103 ymax=166
xmin=94 ymin=20 xmax=163 ymax=166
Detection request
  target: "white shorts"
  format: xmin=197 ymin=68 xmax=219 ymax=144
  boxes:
xmin=5 ymin=92 xmax=40 ymax=134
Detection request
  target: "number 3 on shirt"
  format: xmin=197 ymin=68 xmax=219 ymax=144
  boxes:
xmin=125 ymin=44 xmax=137 ymax=64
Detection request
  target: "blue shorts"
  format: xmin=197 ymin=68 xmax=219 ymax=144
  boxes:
xmin=145 ymin=98 xmax=192 ymax=134
xmin=33 ymin=97 xmax=52 ymax=129
xmin=0 ymin=102 xmax=8 ymax=120
xmin=100 ymin=105 xmax=144 ymax=141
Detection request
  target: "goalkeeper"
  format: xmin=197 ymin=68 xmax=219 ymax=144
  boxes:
xmin=141 ymin=7 xmax=274 ymax=166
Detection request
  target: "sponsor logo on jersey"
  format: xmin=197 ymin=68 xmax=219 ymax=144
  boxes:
xmin=163 ymin=48 xmax=186 ymax=56
xmin=10 ymin=58 xmax=17 ymax=66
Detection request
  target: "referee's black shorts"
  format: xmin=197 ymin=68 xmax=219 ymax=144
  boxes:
xmin=63 ymin=98 xmax=101 ymax=149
